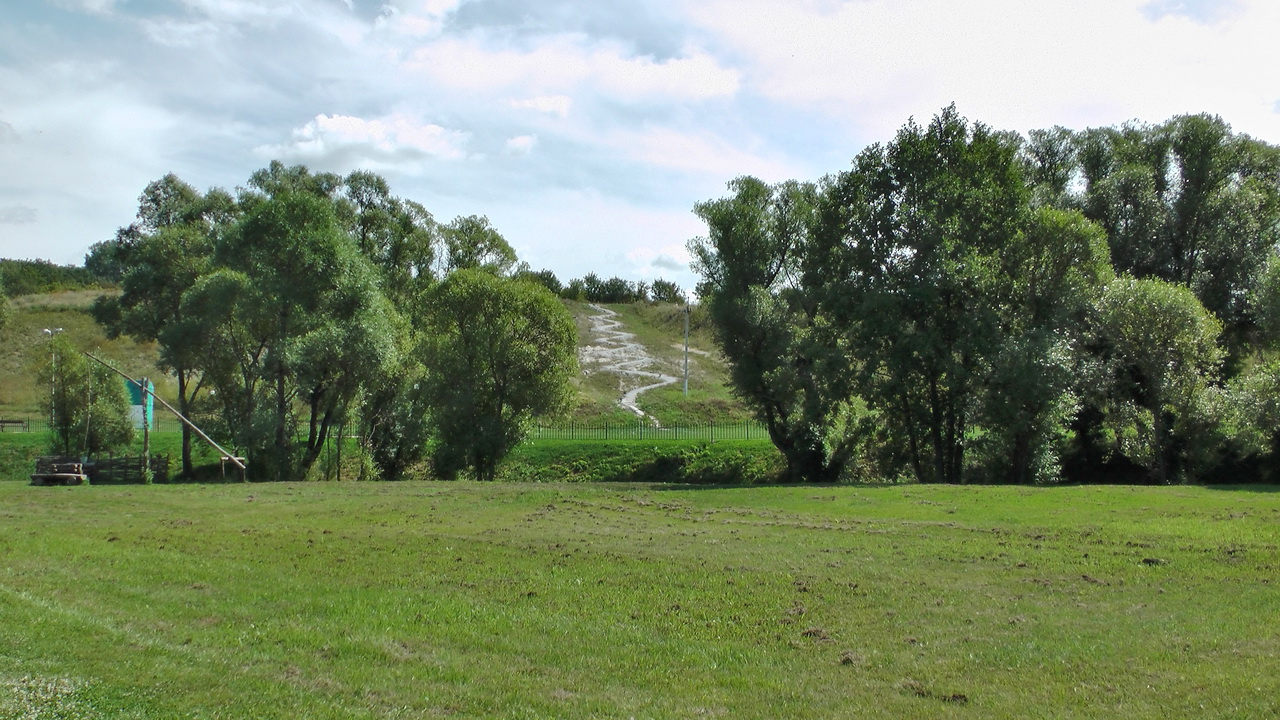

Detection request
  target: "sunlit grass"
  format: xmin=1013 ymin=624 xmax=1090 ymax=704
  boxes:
xmin=1 ymin=480 xmax=1277 ymax=718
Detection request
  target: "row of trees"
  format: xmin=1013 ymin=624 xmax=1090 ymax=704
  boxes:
xmin=510 ymin=268 xmax=685 ymax=304
xmin=85 ymin=162 xmax=578 ymax=481
xmin=0 ymin=258 xmax=99 ymax=297
xmin=692 ymin=107 xmax=1280 ymax=484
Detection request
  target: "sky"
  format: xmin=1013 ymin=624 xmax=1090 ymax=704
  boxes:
xmin=2 ymin=0 xmax=1279 ymax=293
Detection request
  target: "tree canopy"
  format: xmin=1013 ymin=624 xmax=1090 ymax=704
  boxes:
xmin=692 ymin=106 xmax=1280 ymax=484
xmin=86 ymin=163 xmax=577 ymax=482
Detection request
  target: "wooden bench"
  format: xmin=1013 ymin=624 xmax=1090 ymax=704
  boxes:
xmin=31 ymin=459 xmax=90 ymax=486
xmin=0 ymin=419 xmax=29 ymax=432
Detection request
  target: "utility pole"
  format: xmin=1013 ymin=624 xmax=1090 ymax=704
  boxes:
xmin=42 ymin=328 xmax=63 ymax=430
xmin=683 ymin=305 xmax=690 ymax=397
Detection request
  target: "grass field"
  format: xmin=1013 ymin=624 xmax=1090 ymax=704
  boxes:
xmin=1 ymin=480 xmax=1277 ymax=718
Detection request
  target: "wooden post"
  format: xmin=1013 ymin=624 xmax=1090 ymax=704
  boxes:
xmin=82 ymin=351 xmax=246 ymax=474
xmin=141 ymin=377 xmax=153 ymax=484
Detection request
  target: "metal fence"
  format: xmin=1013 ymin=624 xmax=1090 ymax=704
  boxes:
xmin=0 ymin=415 xmax=188 ymax=434
xmin=530 ymin=420 xmax=768 ymax=442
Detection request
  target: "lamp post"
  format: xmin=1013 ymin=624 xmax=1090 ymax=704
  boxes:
xmin=42 ymin=328 xmax=64 ymax=430
xmin=683 ymin=305 xmax=690 ymax=397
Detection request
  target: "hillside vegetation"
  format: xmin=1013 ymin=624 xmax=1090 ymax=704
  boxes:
xmin=0 ymin=290 xmax=751 ymax=430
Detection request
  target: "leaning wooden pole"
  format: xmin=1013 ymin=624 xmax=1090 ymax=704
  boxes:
xmin=81 ymin=351 xmax=246 ymax=472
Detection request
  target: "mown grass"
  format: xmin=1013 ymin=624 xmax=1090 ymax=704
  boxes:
xmin=1 ymin=480 xmax=1276 ymax=718
xmin=501 ymin=439 xmax=783 ymax=484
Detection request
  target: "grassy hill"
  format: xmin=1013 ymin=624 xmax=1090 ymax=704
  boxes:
xmin=1 ymin=480 xmax=1275 ymax=718
xmin=0 ymin=291 xmax=751 ymax=427
xmin=566 ymin=300 xmax=752 ymax=425
xmin=0 ymin=289 xmax=168 ymax=420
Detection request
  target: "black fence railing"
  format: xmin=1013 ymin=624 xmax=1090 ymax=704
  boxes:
xmin=0 ymin=415 xmax=188 ymax=434
xmin=531 ymin=420 xmax=768 ymax=442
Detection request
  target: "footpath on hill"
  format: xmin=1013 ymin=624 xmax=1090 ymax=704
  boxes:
xmin=577 ymin=304 xmax=678 ymax=425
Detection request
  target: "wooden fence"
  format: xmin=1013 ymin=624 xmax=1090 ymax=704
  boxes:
xmin=33 ymin=455 xmax=170 ymax=484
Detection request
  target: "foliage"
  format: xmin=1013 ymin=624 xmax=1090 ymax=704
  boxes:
xmin=0 ymin=277 xmax=9 ymax=331
xmin=1066 ymin=114 xmax=1280 ymax=336
xmin=89 ymin=174 xmax=226 ymax=477
xmin=39 ymin=335 xmax=133 ymax=456
xmin=558 ymin=272 xmax=681 ymax=303
xmin=513 ymin=266 xmax=564 ymax=296
xmin=421 ymin=270 xmax=578 ymax=480
xmin=817 ymin=106 xmax=1031 ymax=484
xmin=362 ymin=355 xmax=431 ymax=481
xmin=338 ymin=169 xmax=438 ymax=312
xmin=974 ymin=207 xmax=1114 ymax=483
xmin=1092 ymin=276 xmax=1224 ymax=483
xmin=442 ymin=214 xmax=518 ymax=276
xmin=691 ymin=176 xmax=872 ymax=483
xmin=649 ymin=278 xmax=685 ymax=303
xmin=0 ymin=258 xmax=99 ymax=296
xmin=183 ymin=189 xmax=398 ymax=481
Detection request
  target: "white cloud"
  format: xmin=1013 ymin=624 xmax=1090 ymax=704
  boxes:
xmin=403 ymin=35 xmax=739 ymax=103
xmin=689 ymin=0 xmax=1280 ymax=140
xmin=510 ymin=95 xmax=573 ymax=118
xmin=628 ymin=244 xmax=692 ymax=276
xmin=0 ymin=205 xmax=38 ymax=225
xmin=375 ymin=0 xmax=463 ymax=38
xmin=141 ymin=19 xmax=221 ymax=48
xmin=505 ymin=134 xmax=538 ymax=154
xmin=49 ymin=0 xmax=121 ymax=14
xmin=611 ymin=125 xmax=799 ymax=181
xmin=259 ymin=113 xmax=470 ymax=162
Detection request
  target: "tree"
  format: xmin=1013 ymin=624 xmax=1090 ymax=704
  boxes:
xmin=967 ymin=207 xmax=1114 ymax=483
xmin=691 ymin=176 xmax=870 ymax=482
xmin=817 ymin=105 xmax=1029 ymax=484
xmin=1224 ymin=256 xmax=1280 ymax=478
xmin=90 ymin=173 xmax=230 ymax=477
xmin=1073 ymin=115 xmax=1280 ymax=335
xmin=184 ymin=189 xmax=397 ymax=481
xmin=41 ymin=335 xmax=133 ymax=456
xmin=1093 ymin=276 xmax=1224 ymax=483
xmin=650 ymin=278 xmax=685 ymax=304
xmin=512 ymin=267 xmax=563 ymax=296
xmin=442 ymin=215 xmax=517 ymax=276
xmin=340 ymin=170 xmax=439 ymax=312
xmin=421 ymin=270 xmax=577 ymax=481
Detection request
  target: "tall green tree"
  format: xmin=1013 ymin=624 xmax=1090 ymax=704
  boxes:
xmin=818 ymin=106 xmax=1029 ymax=484
xmin=340 ymin=170 xmax=439 ymax=311
xmin=442 ymin=215 xmax=518 ymax=276
xmin=978 ymin=207 xmax=1114 ymax=483
xmin=1074 ymin=114 xmax=1280 ymax=334
xmin=1093 ymin=276 xmax=1224 ymax=483
xmin=184 ymin=189 xmax=397 ymax=481
xmin=421 ymin=270 xmax=577 ymax=481
xmin=41 ymin=335 xmax=133 ymax=457
xmin=90 ymin=173 xmax=233 ymax=476
xmin=691 ymin=177 xmax=870 ymax=483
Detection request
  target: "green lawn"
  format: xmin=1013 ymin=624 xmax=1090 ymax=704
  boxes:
xmin=1 ymin=480 xmax=1276 ymax=718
